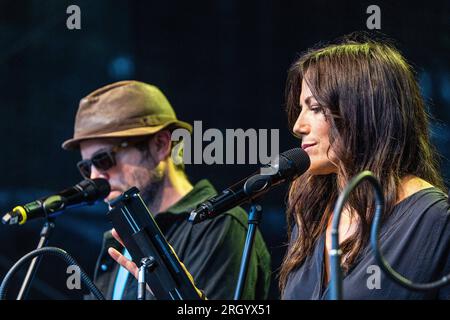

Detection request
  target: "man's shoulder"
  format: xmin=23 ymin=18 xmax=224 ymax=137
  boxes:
xmin=221 ymin=206 xmax=251 ymax=230
xmin=203 ymin=206 xmax=270 ymax=255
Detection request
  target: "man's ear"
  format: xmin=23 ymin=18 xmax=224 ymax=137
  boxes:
xmin=148 ymin=130 xmax=172 ymax=162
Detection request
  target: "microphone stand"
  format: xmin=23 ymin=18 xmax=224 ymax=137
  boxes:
xmin=16 ymin=218 xmax=55 ymax=300
xmin=137 ymin=256 xmax=156 ymax=300
xmin=234 ymin=203 xmax=263 ymax=300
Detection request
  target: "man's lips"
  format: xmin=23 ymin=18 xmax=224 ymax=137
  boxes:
xmin=301 ymin=143 xmax=317 ymax=150
xmin=105 ymin=191 xmax=124 ymax=204
xmin=107 ymin=190 xmax=122 ymax=198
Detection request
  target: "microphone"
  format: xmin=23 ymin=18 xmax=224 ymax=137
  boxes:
xmin=189 ymin=148 xmax=310 ymax=224
xmin=2 ymin=178 xmax=111 ymax=226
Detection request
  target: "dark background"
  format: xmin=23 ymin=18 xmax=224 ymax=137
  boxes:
xmin=0 ymin=0 xmax=449 ymax=299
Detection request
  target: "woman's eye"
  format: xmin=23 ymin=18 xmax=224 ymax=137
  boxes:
xmin=310 ymin=105 xmax=322 ymax=113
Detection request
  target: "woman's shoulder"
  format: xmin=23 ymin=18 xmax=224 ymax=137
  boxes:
xmin=392 ymin=183 xmax=449 ymax=234
xmin=396 ymin=176 xmax=448 ymax=212
xmin=396 ymin=176 xmax=437 ymax=204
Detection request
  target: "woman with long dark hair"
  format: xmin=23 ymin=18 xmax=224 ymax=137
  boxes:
xmin=280 ymin=35 xmax=450 ymax=299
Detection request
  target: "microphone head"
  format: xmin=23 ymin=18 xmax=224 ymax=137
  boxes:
xmin=78 ymin=178 xmax=111 ymax=201
xmin=2 ymin=179 xmax=112 ymax=226
xmin=280 ymin=147 xmax=311 ymax=170
xmin=91 ymin=178 xmax=111 ymax=199
xmin=271 ymin=147 xmax=311 ymax=180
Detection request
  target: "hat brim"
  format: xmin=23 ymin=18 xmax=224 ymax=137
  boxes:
xmin=62 ymin=120 xmax=192 ymax=150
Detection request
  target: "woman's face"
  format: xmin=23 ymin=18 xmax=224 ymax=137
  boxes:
xmin=293 ymin=79 xmax=338 ymax=175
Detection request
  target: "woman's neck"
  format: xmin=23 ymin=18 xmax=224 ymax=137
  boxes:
xmin=396 ymin=175 xmax=434 ymax=204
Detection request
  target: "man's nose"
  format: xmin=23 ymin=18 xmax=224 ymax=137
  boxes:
xmin=90 ymin=166 xmax=109 ymax=180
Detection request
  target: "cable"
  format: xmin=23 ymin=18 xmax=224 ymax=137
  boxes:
xmin=329 ymin=170 xmax=384 ymax=300
xmin=0 ymin=247 xmax=104 ymax=300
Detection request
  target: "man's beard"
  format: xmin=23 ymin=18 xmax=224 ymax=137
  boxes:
xmin=139 ymin=176 xmax=165 ymax=214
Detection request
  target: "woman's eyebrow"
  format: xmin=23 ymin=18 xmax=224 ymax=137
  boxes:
xmin=300 ymin=95 xmax=315 ymax=107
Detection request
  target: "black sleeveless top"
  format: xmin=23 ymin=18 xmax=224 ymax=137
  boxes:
xmin=283 ymin=187 xmax=450 ymax=300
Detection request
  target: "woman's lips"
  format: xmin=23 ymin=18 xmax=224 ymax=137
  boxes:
xmin=301 ymin=143 xmax=317 ymax=151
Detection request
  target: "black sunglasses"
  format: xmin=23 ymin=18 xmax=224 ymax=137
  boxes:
xmin=77 ymin=141 xmax=134 ymax=179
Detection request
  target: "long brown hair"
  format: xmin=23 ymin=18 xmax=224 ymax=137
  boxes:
xmin=279 ymin=34 xmax=446 ymax=293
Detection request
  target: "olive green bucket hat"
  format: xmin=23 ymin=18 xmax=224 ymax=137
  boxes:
xmin=62 ymin=80 xmax=192 ymax=150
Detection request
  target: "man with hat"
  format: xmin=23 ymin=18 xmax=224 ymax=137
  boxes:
xmin=62 ymin=80 xmax=271 ymax=300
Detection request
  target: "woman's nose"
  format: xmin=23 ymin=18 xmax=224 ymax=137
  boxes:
xmin=293 ymin=113 xmax=310 ymax=138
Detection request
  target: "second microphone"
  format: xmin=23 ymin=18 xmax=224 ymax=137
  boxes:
xmin=189 ymin=148 xmax=310 ymax=224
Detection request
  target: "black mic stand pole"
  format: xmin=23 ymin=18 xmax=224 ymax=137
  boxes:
xmin=16 ymin=218 xmax=55 ymax=300
xmin=234 ymin=203 xmax=263 ymax=300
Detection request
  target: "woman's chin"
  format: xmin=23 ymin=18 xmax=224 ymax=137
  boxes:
xmin=307 ymin=163 xmax=337 ymax=176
